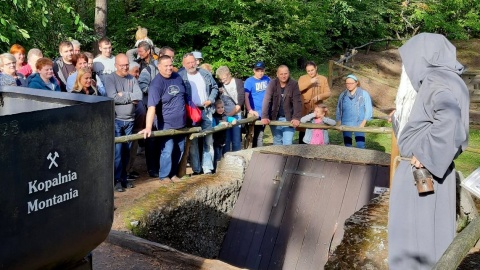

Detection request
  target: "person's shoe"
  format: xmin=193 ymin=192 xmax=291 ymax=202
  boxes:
xmin=148 ymin=171 xmax=159 ymax=178
xmin=204 ymin=171 xmax=213 ymax=175
xmin=114 ymin=182 xmax=125 ymax=192
xmin=160 ymin=177 xmax=171 ymax=182
xmin=191 ymin=172 xmax=201 ymax=176
xmin=171 ymin=176 xmax=181 ymax=182
xmin=130 ymin=171 xmax=140 ymax=178
xmin=122 ymin=181 xmax=135 ymax=189
xmin=127 ymin=174 xmax=137 ymax=180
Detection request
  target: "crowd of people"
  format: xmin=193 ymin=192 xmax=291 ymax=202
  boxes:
xmin=0 ymin=27 xmax=374 ymax=193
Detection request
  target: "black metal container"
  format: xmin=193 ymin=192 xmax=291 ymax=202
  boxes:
xmin=0 ymin=86 xmax=114 ymax=269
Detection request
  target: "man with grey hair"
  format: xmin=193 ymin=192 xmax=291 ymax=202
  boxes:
xmin=388 ymin=33 xmax=469 ymax=269
xmin=179 ymin=52 xmax=218 ymax=175
xmin=128 ymin=61 xmax=140 ymax=79
xmin=71 ymin=40 xmax=81 ymax=55
xmin=17 ymin=48 xmax=43 ymax=77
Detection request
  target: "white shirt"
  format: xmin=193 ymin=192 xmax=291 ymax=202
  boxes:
xmin=187 ymin=72 xmax=208 ymax=106
xmin=93 ymin=56 xmax=116 ymax=83
xmin=223 ymin=79 xmax=238 ymax=104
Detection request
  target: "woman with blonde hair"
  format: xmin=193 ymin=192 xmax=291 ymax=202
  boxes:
xmin=135 ymin=26 xmax=153 ymax=47
xmin=0 ymin=53 xmax=27 ymax=86
xmin=72 ymin=68 xmax=98 ymax=95
xmin=127 ymin=26 xmax=160 ymax=62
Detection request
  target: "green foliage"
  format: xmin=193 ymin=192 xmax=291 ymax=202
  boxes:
xmin=402 ymin=0 xmax=480 ymax=40
xmin=0 ymin=0 xmax=92 ymax=57
xmin=327 ymin=0 xmax=403 ymax=48
xmin=2 ymin=0 xmax=480 ymax=74
xmin=102 ymin=0 xmax=334 ymax=77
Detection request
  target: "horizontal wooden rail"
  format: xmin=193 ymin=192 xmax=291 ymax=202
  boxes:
xmin=255 ymin=120 xmax=393 ymax=134
xmin=114 ymin=119 xmax=479 ymax=155
xmin=114 ymin=127 xmax=201 ymax=143
xmin=189 ymin=116 xmax=258 ymax=140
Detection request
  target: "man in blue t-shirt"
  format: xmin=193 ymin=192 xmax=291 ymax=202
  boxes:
xmin=244 ymin=61 xmax=270 ymax=147
xmin=140 ymin=55 xmax=187 ymax=181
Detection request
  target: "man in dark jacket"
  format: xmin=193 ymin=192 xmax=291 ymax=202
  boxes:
xmin=261 ymin=65 xmax=302 ymax=145
xmin=52 ymin=41 xmax=75 ymax=92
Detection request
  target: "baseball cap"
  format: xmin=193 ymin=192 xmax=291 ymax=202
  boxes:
xmin=192 ymin=51 xmax=203 ymax=59
xmin=253 ymin=61 xmax=265 ymax=70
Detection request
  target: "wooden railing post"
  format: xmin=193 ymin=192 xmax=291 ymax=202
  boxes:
xmin=178 ymin=136 xmax=191 ymax=178
xmin=390 ymin=131 xmax=399 ymax=187
xmin=328 ymin=60 xmax=334 ymax=88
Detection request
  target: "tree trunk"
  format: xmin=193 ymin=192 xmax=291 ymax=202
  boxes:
xmin=94 ymin=0 xmax=107 ymax=54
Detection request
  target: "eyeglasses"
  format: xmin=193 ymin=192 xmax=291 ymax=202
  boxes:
xmin=3 ymin=61 xmax=16 ymax=66
xmin=117 ymin=64 xmax=129 ymax=69
xmin=345 ymin=82 xmax=357 ymax=85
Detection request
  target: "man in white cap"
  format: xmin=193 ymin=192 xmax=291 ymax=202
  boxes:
xmin=192 ymin=51 xmax=203 ymax=67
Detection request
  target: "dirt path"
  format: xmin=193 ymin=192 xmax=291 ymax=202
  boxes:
xmin=112 ymin=153 xmax=192 ymax=231
xmin=92 ymin=242 xmax=191 ymax=270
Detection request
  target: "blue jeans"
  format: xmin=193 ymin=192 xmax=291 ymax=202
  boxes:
xmin=190 ymin=109 xmax=214 ymax=174
xmin=214 ymin=145 xmax=223 ymax=171
xmin=223 ymin=115 xmax=241 ymax=153
xmin=270 ymin=117 xmax=294 ymax=145
xmin=114 ymin=120 xmax=134 ymax=184
xmin=342 ymin=131 xmax=366 ymax=148
xmin=158 ymin=135 xmax=185 ymax=179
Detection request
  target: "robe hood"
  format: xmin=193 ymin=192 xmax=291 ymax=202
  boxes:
xmin=399 ymin=33 xmax=464 ymax=91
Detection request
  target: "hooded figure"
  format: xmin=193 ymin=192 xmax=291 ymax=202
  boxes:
xmin=388 ymin=33 xmax=469 ymax=269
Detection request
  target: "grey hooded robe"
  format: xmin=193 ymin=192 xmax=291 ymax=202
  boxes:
xmin=388 ymin=33 xmax=470 ymax=269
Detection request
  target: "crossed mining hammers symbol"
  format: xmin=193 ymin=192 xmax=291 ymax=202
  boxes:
xmin=47 ymin=151 xmax=59 ymax=169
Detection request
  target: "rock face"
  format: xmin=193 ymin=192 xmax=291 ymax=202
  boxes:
xmin=128 ymin=151 xmax=251 ymax=258
xmin=325 ymin=192 xmax=390 ymax=270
